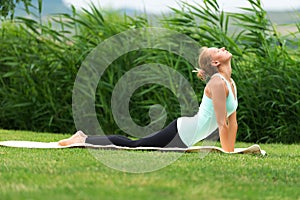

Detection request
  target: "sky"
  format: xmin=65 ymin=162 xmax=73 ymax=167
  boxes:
xmin=62 ymin=0 xmax=300 ymax=14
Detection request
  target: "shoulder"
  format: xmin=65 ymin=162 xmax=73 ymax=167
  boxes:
xmin=205 ymin=75 xmax=228 ymax=98
xmin=207 ymin=75 xmax=226 ymax=89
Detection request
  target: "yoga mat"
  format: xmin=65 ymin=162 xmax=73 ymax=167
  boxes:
xmin=0 ymin=141 xmax=266 ymax=155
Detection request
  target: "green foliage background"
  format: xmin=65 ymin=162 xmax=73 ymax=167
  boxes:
xmin=0 ymin=0 xmax=299 ymax=143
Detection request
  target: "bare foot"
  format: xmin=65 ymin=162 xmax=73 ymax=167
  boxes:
xmin=58 ymin=130 xmax=87 ymax=146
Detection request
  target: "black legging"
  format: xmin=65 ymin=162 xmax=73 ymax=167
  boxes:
xmin=85 ymin=119 xmax=187 ymax=148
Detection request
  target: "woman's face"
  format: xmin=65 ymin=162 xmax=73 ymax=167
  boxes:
xmin=208 ymin=47 xmax=232 ymax=64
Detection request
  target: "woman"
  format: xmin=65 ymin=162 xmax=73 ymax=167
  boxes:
xmin=59 ymin=47 xmax=238 ymax=152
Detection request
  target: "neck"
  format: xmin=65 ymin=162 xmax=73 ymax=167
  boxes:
xmin=218 ymin=63 xmax=232 ymax=81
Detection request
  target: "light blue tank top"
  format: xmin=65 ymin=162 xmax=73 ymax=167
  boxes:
xmin=177 ymin=73 xmax=238 ymax=147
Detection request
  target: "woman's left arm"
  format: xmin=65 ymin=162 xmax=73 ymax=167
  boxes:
xmin=227 ymin=111 xmax=238 ymax=150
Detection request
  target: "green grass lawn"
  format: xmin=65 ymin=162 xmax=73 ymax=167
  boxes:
xmin=0 ymin=129 xmax=299 ymax=200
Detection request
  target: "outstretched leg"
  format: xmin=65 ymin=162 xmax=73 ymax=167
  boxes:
xmin=58 ymin=131 xmax=137 ymax=147
xmin=86 ymin=120 xmax=186 ymax=148
xmin=59 ymin=120 xmax=187 ymax=148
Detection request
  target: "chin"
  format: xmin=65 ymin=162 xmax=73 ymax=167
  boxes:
xmin=228 ymin=53 xmax=232 ymax=59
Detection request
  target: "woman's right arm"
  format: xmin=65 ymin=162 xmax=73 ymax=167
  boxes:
xmin=209 ymin=77 xmax=234 ymax=152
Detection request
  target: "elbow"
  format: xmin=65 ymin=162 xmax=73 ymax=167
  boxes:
xmin=217 ymin=118 xmax=228 ymax=129
xmin=229 ymin=119 xmax=238 ymax=130
xmin=218 ymin=122 xmax=229 ymax=131
xmin=218 ymin=123 xmax=229 ymax=133
xmin=234 ymin=122 xmax=238 ymax=131
xmin=233 ymin=122 xmax=238 ymax=129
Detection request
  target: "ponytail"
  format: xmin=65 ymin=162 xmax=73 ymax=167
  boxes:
xmin=196 ymin=69 xmax=207 ymax=81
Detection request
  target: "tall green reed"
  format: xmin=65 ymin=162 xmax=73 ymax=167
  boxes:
xmin=162 ymin=0 xmax=300 ymax=143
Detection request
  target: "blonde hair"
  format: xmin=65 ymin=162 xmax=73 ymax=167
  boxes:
xmin=198 ymin=47 xmax=219 ymax=80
